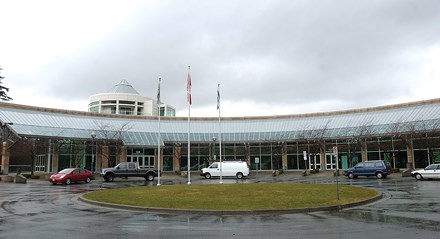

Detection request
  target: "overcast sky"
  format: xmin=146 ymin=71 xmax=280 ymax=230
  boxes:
xmin=1 ymin=0 xmax=439 ymax=117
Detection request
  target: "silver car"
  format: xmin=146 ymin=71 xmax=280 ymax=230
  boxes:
xmin=411 ymin=164 xmax=440 ymax=180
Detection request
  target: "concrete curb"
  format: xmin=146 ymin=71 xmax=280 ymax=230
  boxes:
xmin=78 ymin=191 xmax=383 ymax=216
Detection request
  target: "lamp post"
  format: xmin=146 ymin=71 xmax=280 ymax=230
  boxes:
xmin=91 ymin=132 xmax=96 ymax=172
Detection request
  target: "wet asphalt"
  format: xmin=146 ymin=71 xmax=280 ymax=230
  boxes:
xmin=1 ymin=172 xmax=439 ymax=238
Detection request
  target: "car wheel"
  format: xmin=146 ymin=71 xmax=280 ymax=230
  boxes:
xmin=348 ymin=173 xmax=355 ymax=179
xmin=51 ymin=182 xmax=57 ymax=185
xmin=415 ymin=173 xmax=423 ymax=180
xmin=204 ymin=173 xmax=211 ymax=179
xmin=85 ymin=177 xmax=91 ymax=183
xmin=65 ymin=178 xmax=71 ymax=185
xmin=376 ymin=172 xmax=384 ymax=179
xmin=236 ymin=172 xmax=243 ymax=179
xmin=104 ymin=174 xmax=114 ymax=182
xmin=145 ymin=173 xmax=155 ymax=181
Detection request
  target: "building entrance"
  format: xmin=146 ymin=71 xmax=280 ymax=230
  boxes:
xmin=128 ymin=155 xmax=154 ymax=168
xmin=326 ymin=153 xmax=336 ymax=170
xmin=308 ymin=154 xmax=321 ymax=170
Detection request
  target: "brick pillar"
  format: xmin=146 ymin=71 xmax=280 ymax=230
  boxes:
xmin=120 ymin=146 xmax=127 ymax=163
xmin=407 ymin=141 xmax=414 ymax=169
xmin=174 ymin=143 xmax=181 ymax=172
xmin=52 ymin=146 xmax=59 ymax=173
xmin=320 ymin=147 xmax=326 ymax=170
xmin=244 ymin=143 xmax=250 ymax=166
xmin=281 ymin=142 xmax=288 ymax=170
xmin=101 ymin=145 xmax=109 ymax=169
xmin=361 ymin=141 xmax=368 ymax=162
xmin=1 ymin=141 xmax=10 ymax=174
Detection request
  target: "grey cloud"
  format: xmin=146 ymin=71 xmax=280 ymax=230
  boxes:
xmin=41 ymin=0 xmax=440 ymax=115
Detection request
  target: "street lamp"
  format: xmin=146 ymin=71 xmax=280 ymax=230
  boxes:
xmin=212 ymin=136 xmax=217 ymax=161
xmin=91 ymin=132 xmax=96 ymax=172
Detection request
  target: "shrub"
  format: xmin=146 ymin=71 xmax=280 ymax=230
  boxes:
xmin=21 ymin=174 xmax=40 ymax=179
xmin=392 ymin=168 xmax=401 ymax=173
xmin=310 ymin=169 xmax=320 ymax=174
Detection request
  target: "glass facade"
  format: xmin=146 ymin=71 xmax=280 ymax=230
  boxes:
xmin=5 ymin=99 xmax=440 ymax=174
xmin=7 ymin=134 xmax=440 ymax=173
xmin=180 ymin=144 xmax=210 ymax=172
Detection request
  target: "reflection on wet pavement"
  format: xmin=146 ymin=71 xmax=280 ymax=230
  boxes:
xmin=1 ymin=176 xmax=439 ymax=238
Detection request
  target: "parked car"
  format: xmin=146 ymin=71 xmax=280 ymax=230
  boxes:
xmin=49 ymin=168 xmax=92 ymax=185
xmin=200 ymin=161 xmax=250 ymax=179
xmin=344 ymin=160 xmax=391 ymax=179
xmin=100 ymin=162 xmax=159 ymax=182
xmin=411 ymin=164 xmax=440 ymax=180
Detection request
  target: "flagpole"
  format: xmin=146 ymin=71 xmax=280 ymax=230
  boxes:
xmin=217 ymin=84 xmax=223 ymax=184
xmin=187 ymin=66 xmax=192 ymax=185
xmin=157 ymin=78 xmax=161 ymax=187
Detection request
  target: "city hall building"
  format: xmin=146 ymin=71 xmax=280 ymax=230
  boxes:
xmin=1 ymin=98 xmax=440 ymax=175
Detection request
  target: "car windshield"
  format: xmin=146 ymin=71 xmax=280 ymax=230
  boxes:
xmin=58 ymin=169 xmax=73 ymax=174
xmin=425 ymin=165 xmax=438 ymax=170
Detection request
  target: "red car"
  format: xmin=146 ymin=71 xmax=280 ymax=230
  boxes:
xmin=49 ymin=168 xmax=92 ymax=185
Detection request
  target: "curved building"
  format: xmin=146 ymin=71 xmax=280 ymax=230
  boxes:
xmin=1 ymin=98 xmax=440 ymax=174
xmin=88 ymin=79 xmax=176 ymax=117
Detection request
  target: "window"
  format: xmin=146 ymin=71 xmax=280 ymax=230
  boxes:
xmin=365 ymin=162 xmax=375 ymax=168
xmin=355 ymin=163 xmax=365 ymax=168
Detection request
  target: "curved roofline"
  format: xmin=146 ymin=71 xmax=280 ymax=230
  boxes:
xmin=2 ymin=98 xmax=440 ymax=146
xmin=2 ymin=98 xmax=440 ymax=121
xmin=89 ymin=92 xmax=152 ymax=99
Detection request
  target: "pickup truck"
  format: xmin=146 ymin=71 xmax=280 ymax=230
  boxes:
xmin=100 ymin=162 xmax=159 ymax=182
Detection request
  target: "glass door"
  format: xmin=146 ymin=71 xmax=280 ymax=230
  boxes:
xmin=139 ymin=156 xmax=154 ymax=168
xmin=309 ymin=154 xmax=321 ymax=170
xmin=326 ymin=153 xmax=336 ymax=170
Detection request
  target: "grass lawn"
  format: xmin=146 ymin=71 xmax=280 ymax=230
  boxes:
xmin=83 ymin=183 xmax=379 ymax=210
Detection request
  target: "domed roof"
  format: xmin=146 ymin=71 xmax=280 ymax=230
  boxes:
xmin=107 ymin=79 xmax=139 ymax=94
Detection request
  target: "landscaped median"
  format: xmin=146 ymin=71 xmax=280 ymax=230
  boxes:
xmin=80 ymin=183 xmax=381 ymax=215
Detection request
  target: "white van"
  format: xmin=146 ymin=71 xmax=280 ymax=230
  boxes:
xmin=200 ymin=161 xmax=250 ymax=179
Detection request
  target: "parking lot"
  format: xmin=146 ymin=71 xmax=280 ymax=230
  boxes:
xmin=1 ymin=173 xmax=439 ymax=238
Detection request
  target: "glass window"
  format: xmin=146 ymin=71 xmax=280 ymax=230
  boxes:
xmin=260 ymin=156 xmax=272 ymax=170
xmin=425 ymin=164 xmax=437 ymax=170
xmin=355 ymin=162 xmax=364 ymax=168
xmin=364 ymin=162 xmax=375 ymax=168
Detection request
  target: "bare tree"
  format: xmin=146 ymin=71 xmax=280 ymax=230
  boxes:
xmin=52 ymin=139 xmax=87 ymax=169
xmin=94 ymin=121 xmax=132 ymax=167
xmin=342 ymin=119 xmax=374 ymax=167
xmin=416 ymin=120 xmax=440 ymax=165
xmin=387 ymin=120 xmax=422 ymax=169
xmin=297 ymin=120 xmax=331 ymax=170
